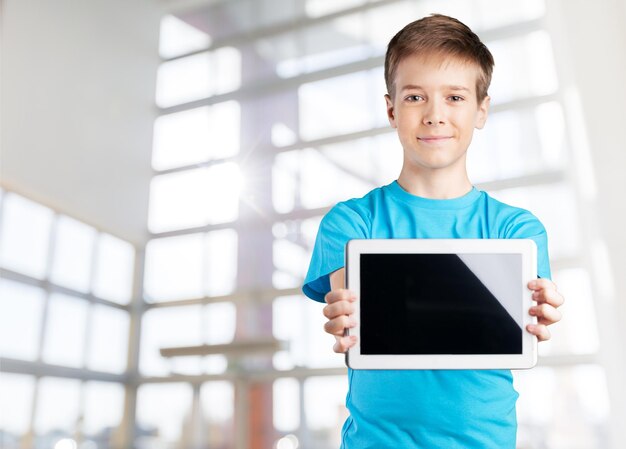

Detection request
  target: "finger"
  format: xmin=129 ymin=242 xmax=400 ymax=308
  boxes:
xmin=325 ymin=289 xmax=356 ymax=305
xmin=532 ymin=289 xmax=565 ymax=308
xmin=333 ymin=335 xmax=357 ymax=353
xmin=529 ymin=303 xmax=562 ymax=325
xmin=324 ymin=315 xmax=356 ymax=336
xmin=323 ymin=301 xmax=355 ymax=320
xmin=527 ymin=279 xmax=557 ymax=291
xmin=527 ymin=324 xmax=551 ymax=342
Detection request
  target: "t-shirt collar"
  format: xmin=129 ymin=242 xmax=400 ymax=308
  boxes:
xmin=387 ymin=180 xmax=481 ymax=210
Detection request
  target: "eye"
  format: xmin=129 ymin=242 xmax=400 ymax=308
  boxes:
xmin=449 ymin=95 xmax=464 ymax=102
xmin=405 ymin=95 xmax=424 ymax=102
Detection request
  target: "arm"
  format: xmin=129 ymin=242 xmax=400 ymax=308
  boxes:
xmin=322 ymin=268 xmax=358 ymax=353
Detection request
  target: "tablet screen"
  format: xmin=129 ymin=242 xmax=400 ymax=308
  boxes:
xmin=360 ymin=253 xmax=523 ymax=355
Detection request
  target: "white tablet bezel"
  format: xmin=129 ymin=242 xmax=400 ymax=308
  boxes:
xmin=345 ymin=239 xmax=538 ymax=370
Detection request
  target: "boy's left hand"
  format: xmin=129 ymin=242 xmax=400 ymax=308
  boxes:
xmin=526 ymin=278 xmax=564 ymax=341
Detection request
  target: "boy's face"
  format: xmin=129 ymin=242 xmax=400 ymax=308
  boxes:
xmin=385 ymin=54 xmax=490 ymax=174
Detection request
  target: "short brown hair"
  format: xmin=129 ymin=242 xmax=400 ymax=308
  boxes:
xmin=384 ymin=14 xmax=494 ymax=101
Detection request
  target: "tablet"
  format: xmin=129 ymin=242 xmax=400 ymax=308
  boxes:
xmin=345 ymin=239 xmax=538 ymax=370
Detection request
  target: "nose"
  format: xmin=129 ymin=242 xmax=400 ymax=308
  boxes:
xmin=423 ymin=100 xmax=445 ymax=126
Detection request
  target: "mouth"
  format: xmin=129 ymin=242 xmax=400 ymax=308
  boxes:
xmin=417 ymin=136 xmax=452 ymax=143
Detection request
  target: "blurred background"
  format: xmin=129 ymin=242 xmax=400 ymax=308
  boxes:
xmin=1 ymin=0 xmax=625 ymax=448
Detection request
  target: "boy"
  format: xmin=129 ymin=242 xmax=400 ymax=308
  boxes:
xmin=302 ymin=14 xmax=564 ymax=449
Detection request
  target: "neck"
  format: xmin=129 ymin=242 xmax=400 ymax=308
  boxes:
xmin=397 ymin=165 xmax=473 ymax=199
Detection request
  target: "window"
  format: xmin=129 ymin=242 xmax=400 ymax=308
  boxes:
xmin=0 ymin=280 xmax=45 ymax=360
xmin=0 ymin=373 xmax=36 ymax=443
xmin=140 ymin=305 xmax=204 ymax=376
xmin=148 ymin=163 xmax=242 ymax=233
xmin=41 ymin=293 xmax=89 ymax=368
xmin=0 ymin=193 xmax=54 ymax=279
xmin=152 ymin=101 xmax=240 ymax=171
xmin=273 ymin=378 xmax=300 ymax=432
xmin=200 ymin=381 xmax=235 ymax=447
xmin=87 ymin=304 xmax=130 ymax=373
xmin=144 ymin=230 xmax=238 ymax=302
xmin=82 ymin=381 xmax=125 ymax=438
xmin=0 ymin=190 xmax=135 ymax=448
xmin=149 ymin=1 xmax=611 ymax=447
xmin=34 ymin=377 xmax=82 ymax=436
xmin=92 ymin=233 xmax=135 ymax=305
xmin=135 ymin=383 xmax=193 ymax=448
xmin=156 ymin=47 xmax=241 ymax=108
xmin=50 ymin=215 xmax=96 ymax=293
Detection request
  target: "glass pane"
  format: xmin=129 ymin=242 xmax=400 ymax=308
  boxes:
xmin=272 ymin=147 xmax=377 ymax=213
xmin=41 ymin=293 xmax=89 ymax=368
xmin=0 ymin=279 xmax=45 ymax=360
xmin=0 ymin=373 xmax=35 ymax=441
xmin=272 ymin=12 xmax=373 ymax=78
xmin=140 ymin=306 xmax=203 ymax=376
xmin=177 ymin=0 xmax=302 ymax=43
xmin=152 ymin=101 xmax=240 ymax=171
xmin=92 ymin=233 xmax=135 ymax=305
xmin=273 ymin=238 xmax=309 ymax=289
xmin=200 ymin=381 xmax=235 ymax=447
xmin=159 ymin=14 xmax=211 ymax=59
xmin=272 ymin=216 xmax=322 ymax=252
xmin=271 ymin=122 xmax=298 ymax=147
xmin=0 ymin=193 xmax=54 ymax=279
xmin=203 ymin=354 xmax=228 ymax=375
xmin=489 ymin=30 xmax=558 ymax=105
xmin=514 ymin=365 xmax=610 ymax=449
xmin=487 ymin=183 xmax=580 ymax=260
xmin=205 ymin=229 xmax=238 ymax=297
xmin=156 ymin=52 xmax=211 ymax=107
xmin=315 ymin=133 xmax=402 ymax=185
xmin=144 ymin=234 xmax=204 ymax=302
xmin=538 ymin=268 xmax=599 ymax=357
xmin=306 ymin=0 xmax=365 ymax=17
xmin=273 ymin=378 xmax=300 ymax=432
xmin=86 ymin=305 xmax=130 ymax=373
xmin=272 ymin=295 xmax=342 ymax=370
xmin=135 ymin=383 xmax=193 ymax=449
xmin=468 ymin=102 xmax=567 ymax=183
xmin=34 ymin=377 xmax=81 ymax=435
xmin=475 ymin=0 xmax=545 ymax=29
xmin=82 ymin=381 xmax=125 ymax=438
xmin=299 ymin=70 xmax=381 ymax=141
xmin=50 ymin=215 xmax=96 ymax=293
xmin=176 ymin=1 xmax=254 ymax=43
xmin=535 ymin=101 xmax=568 ymax=169
xmin=204 ymin=302 xmax=236 ymax=344
xmin=148 ymin=162 xmax=242 ymax=233
xmin=254 ymin=0 xmax=302 ymax=29
xmin=303 ymin=376 xmax=348 ymax=448
xmin=156 ymin=47 xmax=241 ymax=108
xmin=272 ymin=217 xmax=323 ymax=289
xmin=366 ymin=1 xmax=423 ymax=56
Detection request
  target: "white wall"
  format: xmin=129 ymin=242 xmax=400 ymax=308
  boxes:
xmin=0 ymin=0 xmax=161 ymax=246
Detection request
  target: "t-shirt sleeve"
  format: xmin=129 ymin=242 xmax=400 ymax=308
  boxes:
xmin=302 ymin=202 xmax=369 ymax=302
xmin=504 ymin=210 xmax=552 ymax=280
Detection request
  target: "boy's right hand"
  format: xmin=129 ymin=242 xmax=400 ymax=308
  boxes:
xmin=323 ymin=288 xmax=358 ymax=353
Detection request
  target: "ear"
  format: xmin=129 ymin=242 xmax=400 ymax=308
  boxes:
xmin=385 ymin=94 xmax=397 ymax=128
xmin=475 ymin=95 xmax=490 ymax=129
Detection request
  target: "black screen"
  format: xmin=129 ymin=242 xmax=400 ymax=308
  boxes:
xmin=359 ymin=253 xmax=522 ymax=355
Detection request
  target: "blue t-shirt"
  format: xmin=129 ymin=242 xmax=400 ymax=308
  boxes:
xmin=303 ymin=180 xmax=551 ymax=449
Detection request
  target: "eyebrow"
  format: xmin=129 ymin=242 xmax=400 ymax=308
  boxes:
xmin=400 ymin=84 xmax=471 ymax=92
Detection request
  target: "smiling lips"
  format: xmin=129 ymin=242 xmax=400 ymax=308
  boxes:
xmin=418 ymin=136 xmax=452 ymax=143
